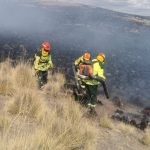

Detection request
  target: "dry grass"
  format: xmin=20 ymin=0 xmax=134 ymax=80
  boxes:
xmin=99 ymin=112 xmax=136 ymax=135
xmin=0 ymin=60 xmax=97 ymax=150
xmin=99 ymin=114 xmax=114 ymax=129
xmin=0 ymin=120 xmax=97 ymax=150
xmin=43 ymin=72 xmax=65 ymax=97
xmin=0 ymin=59 xmax=12 ymax=74
xmin=12 ymin=62 xmax=37 ymax=89
xmin=33 ymin=119 xmax=97 ymax=150
xmin=37 ymin=96 xmax=97 ymax=150
xmin=7 ymin=88 xmax=47 ymax=119
xmin=0 ymin=60 xmax=37 ymax=95
xmin=0 ymin=60 xmax=14 ymax=96
xmin=0 ymin=78 xmax=14 ymax=96
xmin=0 ymin=115 xmax=10 ymax=131
xmin=4 ymin=95 xmax=97 ymax=150
xmin=142 ymin=128 xmax=150 ymax=145
xmin=117 ymin=122 xmax=136 ymax=135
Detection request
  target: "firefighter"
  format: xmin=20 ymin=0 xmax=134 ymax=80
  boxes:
xmin=74 ymin=52 xmax=91 ymax=87
xmin=34 ymin=41 xmax=53 ymax=88
xmin=74 ymin=52 xmax=91 ymax=71
xmin=82 ymin=52 xmax=109 ymax=114
xmin=73 ymin=52 xmax=92 ymax=103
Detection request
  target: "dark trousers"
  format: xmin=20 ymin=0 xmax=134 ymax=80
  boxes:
xmin=86 ymin=84 xmax=98 ymax=106
xmin=37 ymin=71 xmax=48 ymax=87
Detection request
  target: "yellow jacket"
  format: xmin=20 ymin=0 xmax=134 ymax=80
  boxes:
xmin=83 ymin=59 xmax=106 ymax=85
xmin=34 ymin=52 xmax=53 ymax=71
xmin=74 ymin=56 xmax=84 ymax=66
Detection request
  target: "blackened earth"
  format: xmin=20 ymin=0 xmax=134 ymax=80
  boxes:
xmin=0 ymin=2 xmax=150 ymax=106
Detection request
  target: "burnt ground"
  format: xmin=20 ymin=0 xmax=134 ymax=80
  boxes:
xmin=0 ymin=1 xmax=150 ymax=106
xmin=95 ymin=97 xmax=149 ymax=150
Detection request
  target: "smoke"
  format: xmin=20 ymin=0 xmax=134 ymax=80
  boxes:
xmin=0 ymin=1 xmax=54 ymax=34
xmin=0 ymin=0 xmax=150 ymax=106
xmin=34 ymin=0 xmax=150 ymax=16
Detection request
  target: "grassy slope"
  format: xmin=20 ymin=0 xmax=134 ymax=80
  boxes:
xmin=0 ymin=60 xmax=149 ymax=150
xmin=0 ymin=60 xmax=97 ymax=150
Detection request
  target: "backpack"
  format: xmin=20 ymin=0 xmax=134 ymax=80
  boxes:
xmin=79 ymin=61 xmax=93 ymax=77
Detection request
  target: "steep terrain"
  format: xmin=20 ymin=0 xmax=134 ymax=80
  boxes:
xmin=0 ymin=60 xmax=149 ymax=150
xmin=0 ymin=1 xmax=150 ymax=106
xmin=0 ymin=1 xmax=150 ymax=149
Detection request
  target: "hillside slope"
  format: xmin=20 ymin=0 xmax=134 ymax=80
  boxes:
xmin=0 ymin=1 xmax=150 ymax=106
xmin=0 ymin=60 xmax=149 ymax=150
xmin=95 ymin=98 xmax=150 ymax=150
xmin=0 ymin=60 xmax=97 ymax=150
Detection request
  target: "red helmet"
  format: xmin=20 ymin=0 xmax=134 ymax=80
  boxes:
xmin=41 ymin=41 xmax=51 ymax=52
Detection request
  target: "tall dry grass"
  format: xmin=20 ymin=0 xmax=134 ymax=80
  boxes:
xmin=117 ymin=122 xmax=136 ymax=135
xmin=0 ymin=115 xmax=10 ymax=132
xmin=99 ymin=113 xmax=137 ymax=135
xmin=0 ymin=59 xmax=14 ymax=95
xmin=0 ymin=60 xmax=98 ymax=150
xmin=99 ymin=114 xmax=114 ymax=129
xmin=12 ymin=62 xmax=38 ymax=89
xmin=7 ymin=88 xmax=47 ymax=119
xmin=43 ymin=72 xmax=66 ymax=97
xmin=142 ymin=128 xmax=150 ymax=145
xmin=0 ymin=60 xmax=37 ymax=95
xmin=31 ymin=99 xmax=97 ymax=150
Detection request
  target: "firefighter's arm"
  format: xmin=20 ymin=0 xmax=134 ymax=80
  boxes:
xmin=74 ymin=56 xmax=83 ymax=66
xmin=34 ymin=55 xmax=40 ymax=70
xmin=46 ymin=55 xmax=53 ymax=70
xmin=74 ymin=56 xmax=83 ymax=71
xmin=97 ymin=65 xmax=106 ymax=80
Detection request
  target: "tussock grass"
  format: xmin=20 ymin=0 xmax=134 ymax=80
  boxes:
xmin=142 ymin=128 xmax=150 ymax=145
xmin=0 ymin=61 xmax=37 ymax=96
xmin=0 ymin=59 xmax=12 ymax=74
xmin=39 ymin=96 xmax=97 ymax=150
xmin=0 ymin=78 xmax=14 ymax=96
xmin=99 ymin=114 xmax=114 ymax=129
xmin=4 ymin=95 xmax=97 ymax=150
xmin=0 ymin=60 xmax=14 ymax=95
xmin=43 ymin=72 xmax=65 ymax=97
xmin=0 ymin=60 xmax=98 ymax=150
xmin=0 ymin=115 xmax=10 ymax=131
xmin=99 ymin=114 xmax=136 ymax=135
xmin=30 ymin=122 xmax=97 ymax=150
xmin=7 ymin=88 xmax=47 ymax=119
xmin=117 ymin=122 xmax=136 ymax=135
xmin=12 ymin=62 xmax=37 ymax=89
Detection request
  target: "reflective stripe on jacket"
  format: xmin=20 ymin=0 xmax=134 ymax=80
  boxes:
xmin=83 ymin=59 xmax=106 ymax=85
xmin=34 ymin=52 xmax=53 ymax=71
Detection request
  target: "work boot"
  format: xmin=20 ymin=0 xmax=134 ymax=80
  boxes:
xmin=40 ymin=84 xmax=45 ymax=90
